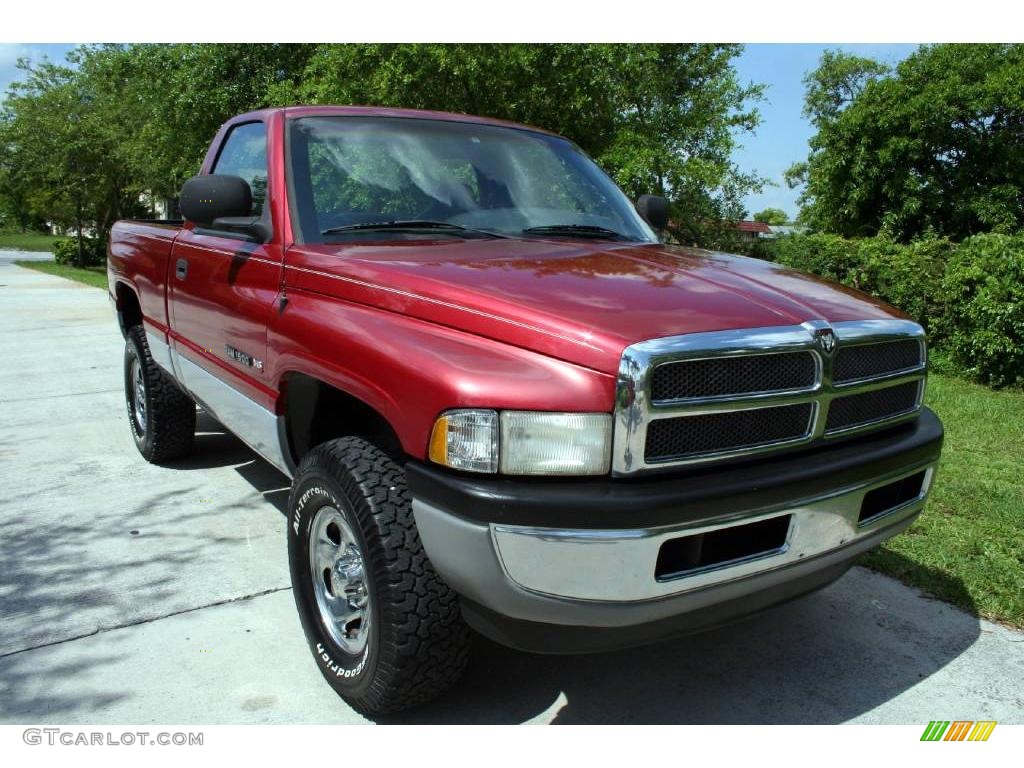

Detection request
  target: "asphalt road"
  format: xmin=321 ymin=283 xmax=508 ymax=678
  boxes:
xmin=1 ymin=253 xmax=1022 ymax=725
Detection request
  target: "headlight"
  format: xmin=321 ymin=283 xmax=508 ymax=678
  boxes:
xmin=499 ymin=411 xmax=612 ymax=475
xmin=429 ymin=410 xmax=612 ymax=476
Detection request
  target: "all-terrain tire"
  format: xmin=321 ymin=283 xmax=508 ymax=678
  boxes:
xmin=288 ymin=437 xmax=471 ymax=714
xmin=123 ymin=325 xmax=196 ymax=462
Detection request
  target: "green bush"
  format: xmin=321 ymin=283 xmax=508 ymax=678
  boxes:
xmin=854 ymin=237 xmax=952 ymax=335
xmin=53 ymin=236 xmax=105 ymax=267
xmin=766 ymin=233 xmax=861 ymax=285
xmin=760 ymin=232 xmax=1023 ymax=388
xmin=937 ymin=235 xmax=1024 ymax=388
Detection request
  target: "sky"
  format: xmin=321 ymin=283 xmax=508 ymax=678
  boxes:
xmin=1 ymin=43 xmax=920 ymax=221
xmin=732 ymin=43 xmax=918 ymax=219
xmin=0 ymin=43 xmax=76 ymax=94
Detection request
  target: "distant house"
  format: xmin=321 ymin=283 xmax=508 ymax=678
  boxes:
xmin=733 ymin=220 xmax=773 ymax=242
xmin=140 ymin=192 xmax=178 ymax=220
xmin=765 ymin=224 xmax=806 ymax=238
xmin=730 ymin=221 xmax=807 ymax=241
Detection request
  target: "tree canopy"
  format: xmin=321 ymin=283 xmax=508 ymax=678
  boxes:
xmin=789 ymin=44 xmax=1024 ymax=241
xmin=0 ymin=43 xmax=764 ymax=251
xmin=753 ymin=207 xmax=788 ymax=225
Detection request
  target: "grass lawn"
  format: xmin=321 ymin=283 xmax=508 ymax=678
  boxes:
xmin=0 ymin=230 xmax=61 ymax=252
xmin=14 ymin=259 xmax=108 ymax=290
xmin=861 ymin=374 xmax=1024 ymax=628
xmin=9 ymin=254 xmax=1024 ymax=627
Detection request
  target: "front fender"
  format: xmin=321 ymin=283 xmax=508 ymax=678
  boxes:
xmin=268 ymin=290 xmax=617 ymax=460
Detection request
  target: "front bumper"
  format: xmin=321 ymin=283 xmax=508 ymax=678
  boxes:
xmin=407 ymin=409 xmax=943 ymax=653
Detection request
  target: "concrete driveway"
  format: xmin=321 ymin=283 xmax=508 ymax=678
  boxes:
xmin=1 ymin=255 xmax=1022 ymax=725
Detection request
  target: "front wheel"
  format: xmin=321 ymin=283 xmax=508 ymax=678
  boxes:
xmin=288 ymin=437 xmax=471 ymax=714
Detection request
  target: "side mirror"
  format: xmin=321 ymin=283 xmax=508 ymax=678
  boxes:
xmin=636 ymin=194 xmax=669 ymax=230
xmin=179 ymin=174 xmax=270 ymax=242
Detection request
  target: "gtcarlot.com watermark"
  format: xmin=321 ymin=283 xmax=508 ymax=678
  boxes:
xmin=23 ymin=728 xmax=203 ymax=746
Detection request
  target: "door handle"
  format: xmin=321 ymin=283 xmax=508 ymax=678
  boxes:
xmin=175 ymin=259 xmax=188 ymax=280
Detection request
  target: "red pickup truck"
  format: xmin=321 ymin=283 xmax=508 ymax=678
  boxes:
xmin=108 ymin=106 xmax=943 ymax=714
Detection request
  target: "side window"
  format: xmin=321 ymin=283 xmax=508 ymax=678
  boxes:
xmin=213 ymin=122 xmax=268 ymax=217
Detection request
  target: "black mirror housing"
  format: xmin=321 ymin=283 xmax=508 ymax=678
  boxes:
xmin=636 ymin=194 xmax=669 ymax=230
xmin=179 ymin=174 xmax=253 ymax=226
xmin=212 ymin=216 xmax=272 ymax=243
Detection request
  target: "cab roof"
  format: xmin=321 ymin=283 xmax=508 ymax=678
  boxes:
xmin=230 ymin=105 xmax=563 ymax=138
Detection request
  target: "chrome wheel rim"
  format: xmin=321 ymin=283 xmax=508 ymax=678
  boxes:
xmin=131 ymin=358 xmax=147 ymax=434
xmin=309 ymin=506 xmax=371 ymax=655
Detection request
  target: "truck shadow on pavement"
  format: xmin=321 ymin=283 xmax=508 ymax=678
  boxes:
xmin=394 ymin=558 xmax=982 ymax=724
xmin=93 ymin=417 xmax=982 ymax=725
xmin=171 ymin=411 xmax=291 ymax=513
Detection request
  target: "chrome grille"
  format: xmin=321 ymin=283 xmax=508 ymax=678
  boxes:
xmin=651 ymin=351 xmax=817 ymax=402
xmin=645 ymin=403 xmax=814 ymax=461
xmin=834 ymin=339 xmax=924 ymax=383
xmin=613 ymin=319 xmax=927 ymax=475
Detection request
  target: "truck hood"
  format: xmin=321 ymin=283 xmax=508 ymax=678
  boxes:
xmin=286 ymin=239 xmax=905 ymax=374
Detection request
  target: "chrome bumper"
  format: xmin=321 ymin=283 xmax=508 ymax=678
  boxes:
xmin=412 ymin=461 xmax=935 ymax=619
xmin=490 ymin=463 xmax=934 ymax=602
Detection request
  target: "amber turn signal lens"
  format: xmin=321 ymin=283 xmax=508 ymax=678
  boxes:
xmin=428 ymin=415 xmax=450 ymax=466
xmin=428 ymin=410 xmax=499 ymax=473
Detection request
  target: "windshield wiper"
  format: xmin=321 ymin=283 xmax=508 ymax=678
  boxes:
xmin=522 ymin=224 xmax=630 ymax=240
xmin=322 ymin=220 xmax=509 ymax=238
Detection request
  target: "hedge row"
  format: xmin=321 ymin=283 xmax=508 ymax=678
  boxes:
xmin=53 ymin=236 xmax=106 ymax=267
xmin=757 ymin=233 xmax=1024 ymax=388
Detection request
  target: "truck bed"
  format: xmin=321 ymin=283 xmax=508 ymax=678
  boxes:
xmin=108 ymin=219 xmax=183 ymax=335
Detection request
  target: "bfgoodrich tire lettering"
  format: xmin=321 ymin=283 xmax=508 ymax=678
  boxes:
xmin=123 ymin=326 xmax=195 ymax=462
xmin=288 ymin=437 xmax=471 ymax=714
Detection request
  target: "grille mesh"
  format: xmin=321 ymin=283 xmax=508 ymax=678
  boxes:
xmin=833 ymin=339 xmax=923 ymax=383
xmin=645 ymin=403 xmax=813 ymax=461
xmin=825 ymin=381 xmax=920 ymax=432
xmin=651 ymin=352 xmax=817 ymax=401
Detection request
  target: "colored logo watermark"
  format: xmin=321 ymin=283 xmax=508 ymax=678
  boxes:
xmin=920 ymin=721 xmax=997 ymax=741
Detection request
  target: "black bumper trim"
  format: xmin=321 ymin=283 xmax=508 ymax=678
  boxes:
xmin=406 ymin=408 xmax=943 ymax=530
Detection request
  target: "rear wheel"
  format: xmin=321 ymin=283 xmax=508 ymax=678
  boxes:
xmin=124 ymin=325 xmax=196 ymax=462
xmin=288 ymin=437 xmax=471 ymax=714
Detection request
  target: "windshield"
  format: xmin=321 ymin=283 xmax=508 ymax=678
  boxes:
xmin=287 ymin=116 xmax=658 ymax=244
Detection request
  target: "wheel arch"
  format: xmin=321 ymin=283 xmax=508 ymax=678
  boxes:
xmin=279 ymin=371 xmax=405 ymax=468
xmin=114 ymin=280 xmax=143 ymax=338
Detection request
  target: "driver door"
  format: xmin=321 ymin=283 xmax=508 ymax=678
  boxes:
xmin=167 ymin=120 xmax=282 ymax=417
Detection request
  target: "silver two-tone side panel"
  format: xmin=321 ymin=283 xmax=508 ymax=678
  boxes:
xmin=145 ymin=329 xmax=177 ymax=378
xmin=144 ymin=330 xmax=292 ymax=477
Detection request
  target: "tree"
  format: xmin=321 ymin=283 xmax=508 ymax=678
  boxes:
xmin=753 ymin=207 xmax=788 ymax=225
xmin=0 ymin=44 xmax=317 ymax=256
xmin=800 ymin=50 xmax=890 ymax=129
xmin=0 ymin=147 xmax=47 ymax=232
xmin=112 ymin=44 xmax=317 ymax=199
xmin=1 ymin=44 xmax=763 ymax=252
xmin=790 ymin=45 xmax=1024 ymax=241
xmin=0 ymin=54 xmax=143 ymax=264
xmin=272 ymin=44 xmax=765 ymax=246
